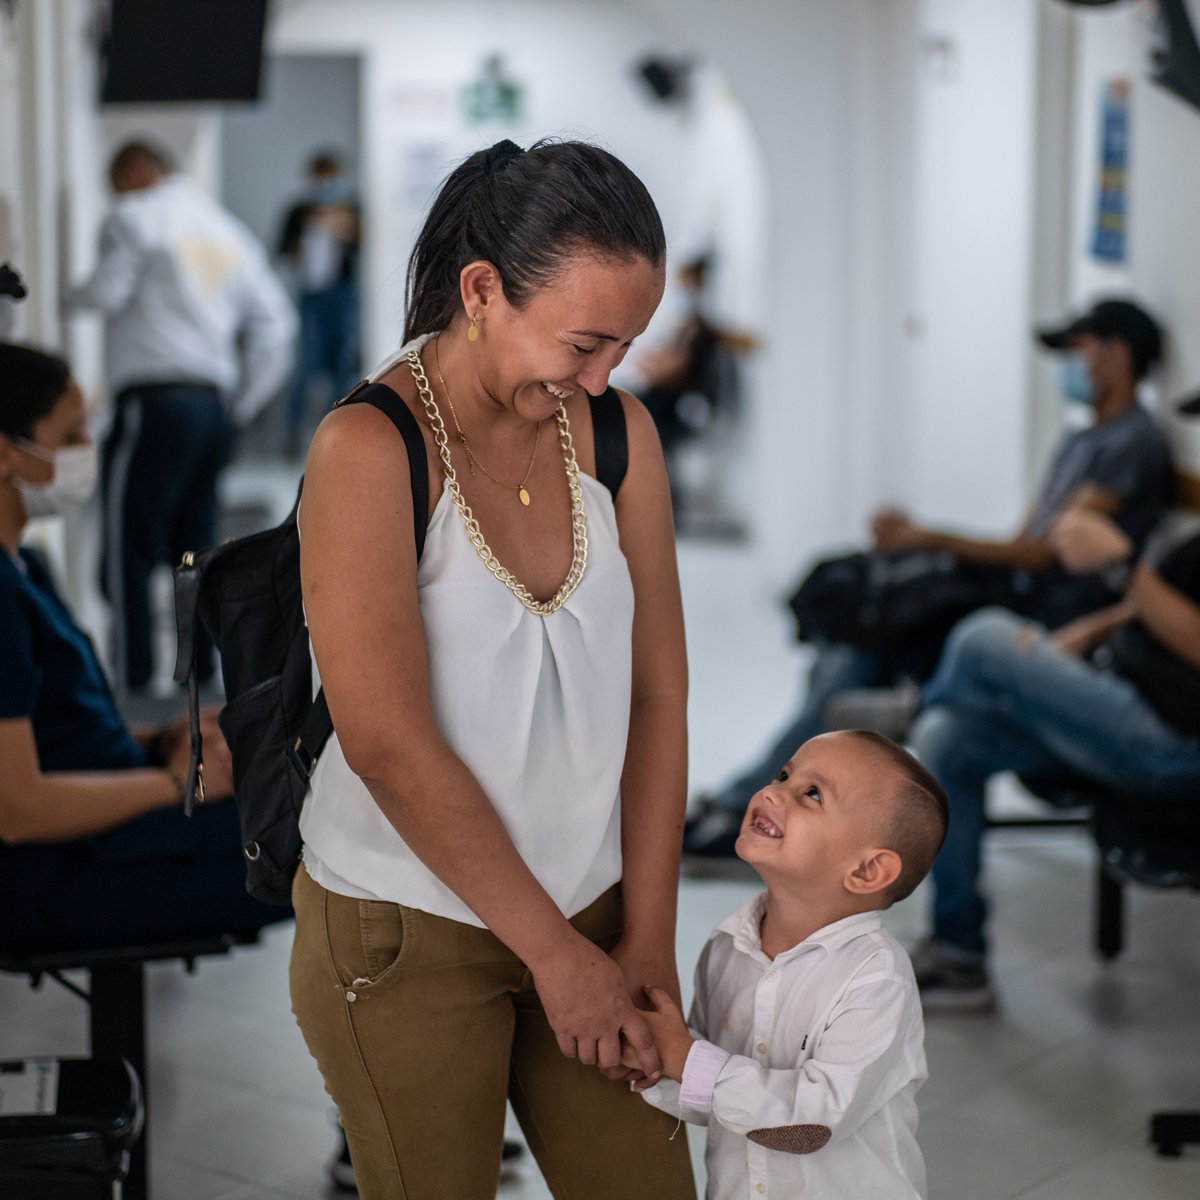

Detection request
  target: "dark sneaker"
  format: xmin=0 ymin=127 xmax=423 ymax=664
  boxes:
xmin=911 ymin=940 xmax=996 ymax=1012
xmin=682 ymin=804 xmax=743 ymax=858
xmin=329 ymin=1132 xmax=356 ymax=1192
xmin=499 ymin=1138 xmax=526 ymax=1180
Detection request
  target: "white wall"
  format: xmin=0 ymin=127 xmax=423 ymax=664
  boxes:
xmin=270 ymin=0 xmax=769 ymax=364
xmin=1066 ymin=0 xmax=1200 ymax=472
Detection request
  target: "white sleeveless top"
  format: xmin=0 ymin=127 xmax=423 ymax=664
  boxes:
xmin=298 ymin=337 xmax=635 ymax=925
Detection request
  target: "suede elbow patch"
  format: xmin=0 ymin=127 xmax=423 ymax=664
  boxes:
xmin=747 ymin=1124 xmax=832 ymax=1154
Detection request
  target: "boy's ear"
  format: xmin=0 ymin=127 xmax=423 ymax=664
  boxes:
xmin=844 ymin=848 xmax=902 ymax=897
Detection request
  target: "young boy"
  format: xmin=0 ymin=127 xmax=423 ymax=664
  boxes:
xmin=631 ymin=730 xmax=948 ymax=1200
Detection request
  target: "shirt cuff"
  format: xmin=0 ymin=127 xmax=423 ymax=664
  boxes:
xmin=679 ymin=1039 xmax=731 ymax=1112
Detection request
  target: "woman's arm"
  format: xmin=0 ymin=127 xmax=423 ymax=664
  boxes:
xmin=1052 ymin=508 xmax=1200 ymax=671
xmin=607 ymin=393 xmax=689 ymax=1003
xmin=0 ymin=717 xmax=195 ymax=843
xmin=299 ymin=402 xmax=662 ymax=1077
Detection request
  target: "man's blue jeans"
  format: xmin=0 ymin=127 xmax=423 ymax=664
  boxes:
xmin=911 ymin=608 xmax=1200 ymax=957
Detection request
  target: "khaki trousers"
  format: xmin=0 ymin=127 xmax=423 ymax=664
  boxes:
xmin=289 ymin=865 xmax=697 ymax=1200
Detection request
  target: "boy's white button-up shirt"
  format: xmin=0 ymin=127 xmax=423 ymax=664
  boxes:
xmin=642 ymin=895 xmax=927 ymax=1200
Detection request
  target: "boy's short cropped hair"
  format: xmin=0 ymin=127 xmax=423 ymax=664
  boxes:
xmin=844 ymin=730 xmax=949 ymax=904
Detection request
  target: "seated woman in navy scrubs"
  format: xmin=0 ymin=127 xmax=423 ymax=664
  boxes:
xmin=0 ymin=342 xmax=288 ymax=953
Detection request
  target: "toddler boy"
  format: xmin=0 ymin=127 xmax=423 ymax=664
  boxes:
xmin=632 ymin=730 xmax=948 ymax=1199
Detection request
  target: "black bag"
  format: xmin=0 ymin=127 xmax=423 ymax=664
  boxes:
xmin=787 ymin=549 xmax=1014 ymax=680
xmin=173 ymin=382 xmax=630 ymax=906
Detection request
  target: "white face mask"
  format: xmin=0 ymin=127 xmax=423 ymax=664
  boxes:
xmin=12 ymin=437 xmax=99 ymax=517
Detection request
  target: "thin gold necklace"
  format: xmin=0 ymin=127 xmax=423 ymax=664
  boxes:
xmin=407 ymin=348 xmax=588 ymax=616
xmin=434 ymin=338 xmax=541 ymax=507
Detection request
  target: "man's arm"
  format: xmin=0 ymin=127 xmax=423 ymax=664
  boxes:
xmin=872 ymin=483 xmax=1122 ymax=572
xmin=230 ymin=239 xmax=297 ymax=425
xmin=64 ymin=213 xmax=143 ymax=315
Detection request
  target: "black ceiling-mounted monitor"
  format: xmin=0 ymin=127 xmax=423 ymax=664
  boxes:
xmin=100 ymin=0 xmax=269 ymax=104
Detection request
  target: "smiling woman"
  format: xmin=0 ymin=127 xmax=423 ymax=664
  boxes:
xmin=287 ymin=139 xmax=696 ymax=1200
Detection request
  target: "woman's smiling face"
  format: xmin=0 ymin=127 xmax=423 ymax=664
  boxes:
xmin=472 ymin=251 xmax=664 ymax=421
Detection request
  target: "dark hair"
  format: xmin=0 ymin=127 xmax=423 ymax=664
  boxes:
xmin=108 ymin=140 xmax=173 ymax=188
xmin=403 ymin=138 xmax=666 ymax=343
xmin=843 ymin=730 xmax=949 ymax=905
xmin=308 ymin=149 xmax=344 ymax=177
xmin=0 ymin=342 xmax=72 ymax=439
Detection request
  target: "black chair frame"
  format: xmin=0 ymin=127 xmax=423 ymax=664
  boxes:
xmin=0 ymin=932 xmax=259 ymax=1200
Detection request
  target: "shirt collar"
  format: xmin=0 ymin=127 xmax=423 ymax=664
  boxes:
xmin=716 ymin=892 xmax=885 ymax=963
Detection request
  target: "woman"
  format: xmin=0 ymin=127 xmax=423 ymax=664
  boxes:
xmin=909 ymin=505 xmax=1200 ymax=1010
xmin=0 ymin=341 xmax=288 ymax=951
xmin=290 ymin=139 xmax=696 ymax=1197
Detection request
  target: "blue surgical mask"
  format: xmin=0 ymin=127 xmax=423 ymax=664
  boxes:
xmin=310 ymin=179 xmax=350 ymax=205
xmin=1059 ymin=353 xmax=1095 ymax=407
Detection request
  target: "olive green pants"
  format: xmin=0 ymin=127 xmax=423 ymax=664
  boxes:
xmin=289 ymin=865 xmax=696 ymax=1199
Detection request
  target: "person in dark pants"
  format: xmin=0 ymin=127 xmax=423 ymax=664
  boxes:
xmin=277 ymin=149 xmax=361 ymax=459
xmin=0 ymin=342 xmax=290 ymax=952
xmin=101 ymin=382 xmax=234 ymax=689
xmin=66 ymin=140 xmax=295 ymax=693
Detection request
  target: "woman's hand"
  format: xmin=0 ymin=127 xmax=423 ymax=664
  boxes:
xmin=619 ymin=985 xmax=696 ymax=1091
xmin=1051 ymin=507 xmax=1133 ymax=574
xmin=598 ymin=937 xmax=682 ymax=1082
xmin=531 ymin=934 xmax=663 ymax=1081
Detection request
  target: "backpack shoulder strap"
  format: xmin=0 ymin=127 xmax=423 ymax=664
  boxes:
xmin=292 ymin=381 xmax=431 ymax=784
xmin=336 ymin=379 xmax=430 ymax=559
xmin=588 ymin=386 xmax=628 ymax=500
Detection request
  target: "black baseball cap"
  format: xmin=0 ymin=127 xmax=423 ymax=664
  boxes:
xmin=1037 ymin=298 xmax=1163 ymax=378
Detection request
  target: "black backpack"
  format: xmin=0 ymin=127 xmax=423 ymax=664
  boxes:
xmin=173 ymin=381 xmax=629 ymax=906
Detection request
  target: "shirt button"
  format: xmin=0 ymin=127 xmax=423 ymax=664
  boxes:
xmin=756 ymin=1184 xmax=766 ymax=1195
xmin=756 ymin=1042 xmax=768 ymax=1054
xmin=766 ymin=970 xmax=778 ymax=981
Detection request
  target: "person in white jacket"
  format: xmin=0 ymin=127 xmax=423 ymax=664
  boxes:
xmin=630 ymin=730 xmax=948 ymax=1200
xmin=66 ymin=140 xmax=296 ymax=691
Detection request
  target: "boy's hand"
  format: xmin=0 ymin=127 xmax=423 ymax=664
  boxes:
xmin=619 ymin=984 xmax=696 ymax=1091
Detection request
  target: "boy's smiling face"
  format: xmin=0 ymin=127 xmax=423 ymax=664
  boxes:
xmin=735 ymin=732 xmax=896 ymax=894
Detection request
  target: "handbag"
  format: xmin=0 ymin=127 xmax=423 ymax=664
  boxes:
xmin=787 ymin=548 xmax=1015 ymax=677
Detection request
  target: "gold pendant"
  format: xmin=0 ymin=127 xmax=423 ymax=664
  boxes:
xmin=518 ymin=487 xmax=531 ymax=507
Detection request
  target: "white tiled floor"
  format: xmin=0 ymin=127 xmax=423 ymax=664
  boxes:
xmin=3 ymin=482 xmax=1199 ymax=1198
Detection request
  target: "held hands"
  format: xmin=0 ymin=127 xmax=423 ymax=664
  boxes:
xmin=599 ymin=939 xmax=682 ymax=1084
xmin=619 ymin=985 xmax=696 ymax=1093
xmin=1050 ymin=507 xmax=1132 ymax=575
xmin=531 ymin=935 xmax=664 ymax=1082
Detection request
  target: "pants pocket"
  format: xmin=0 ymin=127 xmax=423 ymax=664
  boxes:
xmin=356 ymin=897 xmax=409 ymax=984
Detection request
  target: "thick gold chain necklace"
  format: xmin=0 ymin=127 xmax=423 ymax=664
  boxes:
xmin=406 ymin=349 xmax=588 ymax=616
xmin=434 ymin=338 xmax=542 ymax=507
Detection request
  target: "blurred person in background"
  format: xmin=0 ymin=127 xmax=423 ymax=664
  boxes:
xmin=65 ymin=139 xmax=296 ymax=695
xmin=0 ymin=341 xmax=289 ymax=952
xmin=685 ymin=297 xmax=1174 ymax=856
xmin=276 ymin=148 xmax=361 ymax=459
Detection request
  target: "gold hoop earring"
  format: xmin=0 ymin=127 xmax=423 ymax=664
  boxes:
xmin=467 ymin=316 xmax=479 ymax=343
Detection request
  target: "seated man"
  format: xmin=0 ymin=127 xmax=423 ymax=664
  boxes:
xmin=0 ymin=342 xmax=289 ymax=953
xmin=687 ymin=297 xmax=1174 ymax=855
xmin=910 ymin=506 xmax=1200 ymax=1009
